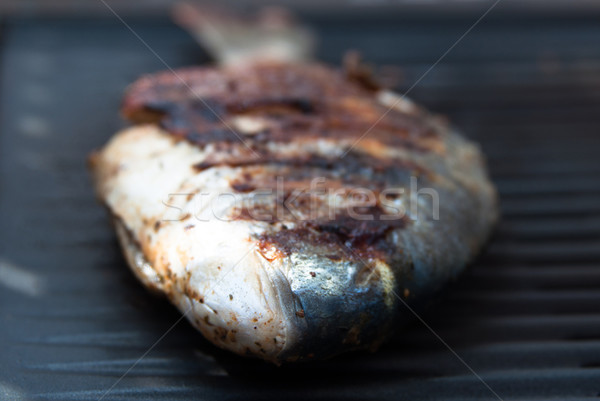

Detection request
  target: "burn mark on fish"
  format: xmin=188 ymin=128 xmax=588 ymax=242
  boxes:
xmin=228 ymin=97 xmax=315 ymax=115
xmin=197 ymin=150 xmax=428 ymax=189
xmin=230 ymin=180 xmax=256 ymax=193
xmin=219 ymin=152 xmax=414 ymax=261
xmin=254 ymin=205 xmax=407 ymax=263
xmin=122 ymin=63 xmax=439 ymax=153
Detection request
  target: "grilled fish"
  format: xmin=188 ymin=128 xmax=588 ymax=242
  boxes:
xmin=90 ymin=6 xmax=497 ymax=364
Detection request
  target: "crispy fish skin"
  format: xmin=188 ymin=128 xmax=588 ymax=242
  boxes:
xmin=90 ymin=62 xmax=497 ymax=363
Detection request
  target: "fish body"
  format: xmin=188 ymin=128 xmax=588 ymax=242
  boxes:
xmin=90 ymin=61 xmax=497 ymax=363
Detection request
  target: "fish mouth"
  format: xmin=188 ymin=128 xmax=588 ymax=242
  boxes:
xmin=254 ymin=255 xmax=308 ymax=363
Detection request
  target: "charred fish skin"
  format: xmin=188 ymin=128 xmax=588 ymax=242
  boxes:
xmin=90 ymin=62 xmax=497 ymax=363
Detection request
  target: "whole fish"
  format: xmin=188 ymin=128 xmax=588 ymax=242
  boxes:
xmin=90 ymin=5 xmax=497 ymax=363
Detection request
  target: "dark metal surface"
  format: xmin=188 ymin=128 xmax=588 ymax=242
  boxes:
xmin=1 ymin=16 xmax=599 ymax=401
xmin=4 ymin=1 xmax=600 ymax=18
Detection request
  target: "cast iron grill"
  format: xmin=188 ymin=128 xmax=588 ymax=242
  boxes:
xmin=0 ymin=15 xmax=599 ymax=400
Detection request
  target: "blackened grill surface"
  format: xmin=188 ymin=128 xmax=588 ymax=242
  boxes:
xmin=1 ymin=16 xmax=600 ymax=401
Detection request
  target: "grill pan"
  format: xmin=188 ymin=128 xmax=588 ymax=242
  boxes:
xmin=0 ymin=15 xmax=599 ymax=401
